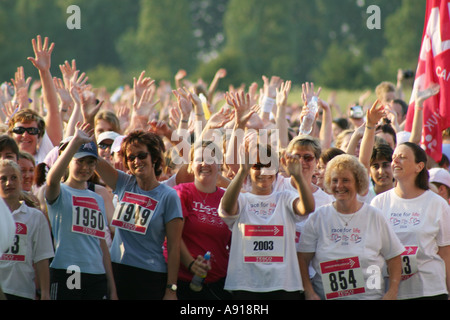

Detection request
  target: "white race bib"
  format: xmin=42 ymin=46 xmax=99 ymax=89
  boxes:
xmin=112 ymin=191 xmax=158 ymax=235
xmin=320 ymin=256 xmax=366 ymax=300
xmin=243 ymin=225 xmax=285 ymax=263
xmin=0 ymin=222 xmax=27 ymax=262
xmin=72 ymin=196 xmax=106 ymax=239
xmin=400 ymin=246 xmax=419 ymax=281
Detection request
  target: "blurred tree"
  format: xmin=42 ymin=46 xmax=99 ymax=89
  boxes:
xmin=117 ymin=0 xmax=197 ymax=83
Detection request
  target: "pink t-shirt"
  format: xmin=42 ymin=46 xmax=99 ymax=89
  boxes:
xmin=174 ymin=183 xmax=231 ymax=283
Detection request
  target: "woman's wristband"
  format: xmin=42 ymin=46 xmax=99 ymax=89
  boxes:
xmin=188 ymin=260 xmax=195 ymax=272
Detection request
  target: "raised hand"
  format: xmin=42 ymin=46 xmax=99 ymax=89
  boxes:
xmin=262 ymin=75 xmax=282 ymax=99
xmin=276 ymin=80 xmax=291 ymax=108
xmin=59 ymin=59 xmax=79 ymax=89
xmin=133 ymin=86 xmax=159 ymax=118
xmin=73 ymin=122 xmax=94 ymax=144
xmin=133 ymin=71 xmax=154 ymax=105
xmin=415 ymin=83 xmax=440 ymax=107
xmin=27 ymin=35 xmax=55 ymax=72
xmin=366 ymin=99 xmax=385 ymax=127
xmin=172 ymin=87 xmax=193 ymax=121
xmin=226 ymin=91 xmax=259 ymax=129
xmin=302 ymin=82 xmax=321 ymax=105
xmin=11 ymin=66 xmax=32 ymax=109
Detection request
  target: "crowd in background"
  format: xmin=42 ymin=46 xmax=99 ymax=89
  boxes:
xmin=0 ymin=35 xmax=449 ymax=301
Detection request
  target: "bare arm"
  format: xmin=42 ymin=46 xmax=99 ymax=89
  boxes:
xmin=382 ymin=255 xmax=402 ymax=300
xmin=45 ymin=122 xmax=93 ymax=203
xmin=28 ymin=35 xmax=62 ymax=146
xmin=164 ymin=217 xmax=183 ymax=300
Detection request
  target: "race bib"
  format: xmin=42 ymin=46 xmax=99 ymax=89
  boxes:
xmin=320 ymin=256 xmax=365 ymax=300
xmin=0 ymin=222 xmax=27 ymax=262
xmin=112 ymin=191 xmax=158 ymax=235
xmin=243 ymin=225 xmax=285 ymax=263
xmin=72 ymin=196 xmax=106 ymax=239
xmin=400 ymin=246 xmax=419 ymax=281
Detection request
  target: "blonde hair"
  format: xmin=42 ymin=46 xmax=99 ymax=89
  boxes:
xmin=375 ymin=81 xmax=395 ymax=101
xmin=0 ymin=159 xmax=22 ymax=178
xmin=324 ymin=154 xmax=368 ymax=195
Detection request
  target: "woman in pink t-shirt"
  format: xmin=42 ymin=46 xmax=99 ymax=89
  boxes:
xmin=174 ymin=141 xmax=232 ymax=300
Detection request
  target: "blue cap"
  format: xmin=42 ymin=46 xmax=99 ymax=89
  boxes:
xmin=73 ymin=141 xmax=98 ymax=159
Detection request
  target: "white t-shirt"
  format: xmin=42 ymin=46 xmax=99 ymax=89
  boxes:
xmin=371 ymin=189 xmax=450 ymax=299
xmin=0 ymin=198 xmax=14 ymax=254
xmin=0 ymin=202 xmax=54 ymax=299
xmin=219 ymin=190 xmax=303 ymax=292
xmin=35 ymin=132 xmax=55 ymax=165
xmin=299 ymin=202 xmax=404 ymax=300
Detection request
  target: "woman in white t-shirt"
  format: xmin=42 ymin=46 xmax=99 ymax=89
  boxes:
xmin=219 ymin=141 xmax=315 ymax=300
xmin=371 ymin=142 xmax=450 ymax=300
xmin=298 ymin=154 xmax=404 ymax=300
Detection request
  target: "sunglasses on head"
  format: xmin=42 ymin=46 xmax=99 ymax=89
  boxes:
xmin=12 ymin=126 xmax=40 ymax=135
xmin=127 ymin=152 xmax=149 ymax=162
xmin=98 ymin=142 xmax=113 ymax=150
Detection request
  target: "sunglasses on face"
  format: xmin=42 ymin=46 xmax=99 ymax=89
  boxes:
xmin=127 ymin=152 xmax=149 ymax=162
xmin=297 ymin=154 xmax=315 ymax=163
xmin=98 ymin=143 xmax=113 ymax=150
xmin=12 ymin=127 xmax=40 ymax=135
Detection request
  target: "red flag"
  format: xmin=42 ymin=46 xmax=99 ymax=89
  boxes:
xmin=404 ymin=0 xmax=450 ymax=163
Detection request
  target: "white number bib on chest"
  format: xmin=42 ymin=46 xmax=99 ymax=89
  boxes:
xmin=112 ymin=191 xmax=158 ymax=235
xmin=320 ymin=256 xmax=366 ymax=300
xmin=243 ymin=225 xmax=285 ymax=263
xmin=0 ymin=222 xmax=27 ymax=262
xmin=400 ymin=246 xmax=419 ymax=281
xmin=72 ymin=196 xmax=106 ymax=239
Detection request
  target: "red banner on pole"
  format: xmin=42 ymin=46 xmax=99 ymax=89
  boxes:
xmin=405 ymin=0 xmax=450 ymax=163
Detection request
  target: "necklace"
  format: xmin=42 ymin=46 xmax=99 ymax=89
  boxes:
xmin=340 ymin=213 xmax=356 ymax=227
xmin=197 ymin=188 xmax=210 ymax=204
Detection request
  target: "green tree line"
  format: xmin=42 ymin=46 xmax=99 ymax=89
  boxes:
xmin=0 ymin=0 xmax=425 ymax=92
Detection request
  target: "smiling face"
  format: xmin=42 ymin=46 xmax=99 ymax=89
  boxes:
xmin=125 ymin=143 xmax=152 ymax=177
xmin=12 ymin=121 xmax=40 ymax=155
xmin=391 ymin=144 xmax=423 ymax=182
xmin=192 ymin=148 xmax=220 ymax=187
xmin=249 ymin=163 xmax=276 ymax=195
xmin=289 ymin=145 xmax=317 ymax=182
xmin=69 ymin=156 xmax=97 ymax=183
xmin=370 ymin=158 xmax=394 ymax=190
xmin=18 ymin=157 xmax=35 ymax=192
xmin=330 ymin=168 xmax=358 ymax=202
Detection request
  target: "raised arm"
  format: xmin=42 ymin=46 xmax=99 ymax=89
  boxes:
xmin=45 ymin=122 xmax=93 ymax=203
xmin=409 ymin=83 xmax=440 ymax=145
xmin=27 ymin=35 xmax=62 ymax=146
xmin=359 ymin=99 xmax=385 ymax=171
xmin=275 ymin=80 xmax=291 ymax=149
xmin=282 ymin=151 xmax=315 ymax=216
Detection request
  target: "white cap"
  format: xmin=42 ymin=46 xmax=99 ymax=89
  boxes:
xmin=429 ymin=167 xmax=450 ymax=188
xmin=98 ymin=131 xmax=120 ymax=144
xmin=111 ymin=135 xmax=125 ymax=153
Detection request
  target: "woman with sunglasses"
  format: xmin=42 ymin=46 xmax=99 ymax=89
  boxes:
xmin=95 ymin=130 xmax=183 ymax=300
xmin=371 ymin=142 xmax=450 ymax=300
xmin=8 ymin=109 xmax=54 ymax=165
xmin=298 ymin=154 xmax=404 ymax=300
xmin=45 ymin=123 xmax=117 ymax=300
xmin=219 ymin=140 xmax=315 ymax=299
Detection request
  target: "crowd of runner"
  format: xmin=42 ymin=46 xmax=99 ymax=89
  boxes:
xmin=0 ymin=35 xmax=449 ymax=301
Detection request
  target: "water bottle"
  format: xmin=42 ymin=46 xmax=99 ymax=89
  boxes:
xmin=189 ymin=251 xmax=211 ymax=292
xmin=299 ymin=96 xmax=319 ymax=135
